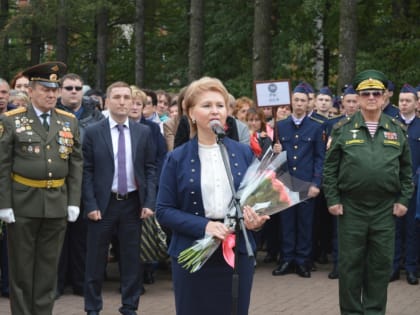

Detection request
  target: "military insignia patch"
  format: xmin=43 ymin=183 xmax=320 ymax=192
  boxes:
xmin=384 ymin=132 xmax=397 ymax=140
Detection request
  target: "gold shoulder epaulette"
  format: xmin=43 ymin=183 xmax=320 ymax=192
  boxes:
xmin=391 ymin=118 xmax=407 ymax=132
xmin=309 ymin=116 xmax=324 ymax=124
xmin=333 ymin=116 xmax=351 ymax=130
xmin=3 ymin=107 xmax=27 ymax=117
xmin=55 ymin=108 xmax=76 ymax=119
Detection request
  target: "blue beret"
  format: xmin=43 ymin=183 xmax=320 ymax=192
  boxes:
xmin=293 ymin=83 xmax=309 ymax=95
xmin=343 ymin=85 xmax=357 ymax=96
xmin=387 ymin=80 xmax=395 ymax=92
xmin=400 ymin=83 xmax=417 ymax=97
xmin=318 ymin=86 xmax=332 ymax=97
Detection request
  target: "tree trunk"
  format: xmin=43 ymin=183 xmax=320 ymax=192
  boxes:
xmin=56 ymin=0 xmax=68 ymax=63
xmin=188 ymin=0 xmax=204 ymax=82
xmin=313 ymin=11 xmax=324 ymax=90
xmin=0 ymin=0 xmax=9 ymax=78
xmin=95 ymin=1 xmax=108 ymax=91
xmin=134 ymin=0 xmax=145 ymax=87
xmin=30 ymin=22 xmax=42 ymax=65
xmin=337 ymin=0 xmax=357 ymax=94
xmin=252 ymin=0 xmax=272 ymax=81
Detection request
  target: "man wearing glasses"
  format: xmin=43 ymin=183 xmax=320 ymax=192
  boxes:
xmin=56 ymin=73 xmax=104 ymax=298
xmin=323 ymin=70 xmax=413 ymax=315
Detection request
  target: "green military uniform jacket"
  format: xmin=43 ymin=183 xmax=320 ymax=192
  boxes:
xmin=0 ymin=105 xmax=83 ymax=217
xmin=323 ymin=111 xmax=413 ymax=208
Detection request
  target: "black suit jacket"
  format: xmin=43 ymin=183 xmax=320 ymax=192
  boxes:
xmin=82 ymin=118 xmax=157 ymax=216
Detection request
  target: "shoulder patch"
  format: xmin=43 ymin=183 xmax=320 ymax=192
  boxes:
xmin=309 ymin=116 xmax=324 ymax=124
xmin=333 ymin=116 xmax=351 ymax=130
xmin=55 ymin=108 xmax=76 ymax=119
xmin=3 ymin=107 xmax=27 ymax=117
xmin=391 ymin=118 xmax=407 ymax=132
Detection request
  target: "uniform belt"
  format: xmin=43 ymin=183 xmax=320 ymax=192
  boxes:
xmin=111 ymin=190 xmax=138 ymax=201
xmin=12 ymin=173 xmax=65 ymax=189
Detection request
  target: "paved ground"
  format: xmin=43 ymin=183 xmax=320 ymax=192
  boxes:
xmin=1 ymin=253 xmax=420 ymax=314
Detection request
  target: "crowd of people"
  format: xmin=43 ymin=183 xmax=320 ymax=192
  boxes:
xmin=0 ymin=62 xmax=419 ymax=315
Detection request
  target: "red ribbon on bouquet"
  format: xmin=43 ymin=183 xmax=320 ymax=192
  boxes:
xmin=222 ymin=233 xmax=236 ymax=268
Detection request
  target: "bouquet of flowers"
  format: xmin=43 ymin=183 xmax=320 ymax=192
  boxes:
xmin=178 ymin=148 xmax=311 ymax=273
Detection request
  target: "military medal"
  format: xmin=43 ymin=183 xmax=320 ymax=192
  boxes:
xmin=34 ymin=146 xmax=40 ymax=154
xmin=27 ymin=145 xmax=33 ymax=153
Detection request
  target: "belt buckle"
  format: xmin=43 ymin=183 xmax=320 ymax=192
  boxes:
xmin=46 ymin=180 xmax=53 ymax=189
xmin=115 ymin=193 xmax=126 ymax=200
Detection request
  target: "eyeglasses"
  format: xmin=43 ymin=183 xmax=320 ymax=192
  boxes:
xmin=63 ymin=86 xmax=83 ymax=91
xmin=359 ymin=91 xmax=383 ymax=98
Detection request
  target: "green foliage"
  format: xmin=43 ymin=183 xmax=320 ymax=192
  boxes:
xmin=0 ymin=0 xmax=418 ymax=94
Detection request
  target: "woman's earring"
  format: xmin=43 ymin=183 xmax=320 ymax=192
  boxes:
xmin=191 ymin=118 xmax=196 ymax=124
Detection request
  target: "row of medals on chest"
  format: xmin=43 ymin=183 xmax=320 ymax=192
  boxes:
xmin=15 ymin=116 xmax=74 ymax=158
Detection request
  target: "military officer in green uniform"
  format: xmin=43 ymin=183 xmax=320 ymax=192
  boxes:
xmin=0 ymin=62 xmax=83 ymax=315
xmin=323 ymin=69 xmax=413 ymax=315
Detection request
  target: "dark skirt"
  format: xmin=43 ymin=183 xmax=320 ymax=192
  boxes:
xmin=171 ymin=245 xmax=255 ymax=315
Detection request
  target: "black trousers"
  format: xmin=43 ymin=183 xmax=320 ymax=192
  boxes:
xmin=84 ymin=194 xmax=142 ymax=313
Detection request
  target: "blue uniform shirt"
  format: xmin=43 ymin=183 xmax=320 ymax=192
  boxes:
xmin=277 ymin=115 xmax=325 ymax=187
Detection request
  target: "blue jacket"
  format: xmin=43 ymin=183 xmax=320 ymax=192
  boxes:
xmin=156 ymin=137 xmax=255 ymax=257
xmin=276 ymin=116 xmax=325 ymax=187
xmin=399 ymin=116 xmax=420 ymax=181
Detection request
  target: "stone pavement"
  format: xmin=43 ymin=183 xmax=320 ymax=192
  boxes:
xmin=1 ymin=254 xmax=420 ymax=315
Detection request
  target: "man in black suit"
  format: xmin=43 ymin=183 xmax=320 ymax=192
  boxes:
xmin=82 ymin=81 xmax=157 ymax=315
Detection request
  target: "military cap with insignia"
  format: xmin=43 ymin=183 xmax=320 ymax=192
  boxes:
xmin=400 ymin=83 xmax=418 ymax=98
xmin=22 ymin=61 xmax=67 ymax=88
xmin=353 ymin=69 xmax=388 ymax=91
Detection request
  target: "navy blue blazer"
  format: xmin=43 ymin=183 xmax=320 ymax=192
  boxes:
xmin=156 ymin=137 xmax=255 ymax=257
xmin=276 ymin=115 xmax=325 ymax=187
xmin=82 ymin=118 xmax=157 ymax=215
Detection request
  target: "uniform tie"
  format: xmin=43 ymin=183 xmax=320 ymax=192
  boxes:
xmin=117 ymin=124 xmax=127 ymax=195
xmin=40 ymin=113 xmax=49 ymax=131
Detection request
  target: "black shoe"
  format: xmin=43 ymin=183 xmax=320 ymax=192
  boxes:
xmin=1 ymin=291 xmax=9 ymax=298
xmin=295 ymin=264 xmax=311 ymax=278
xmin=272 ymin=261 xmax=294 ymax=276
xmin=140 ymin=285 xmax=146 ymax=295
xmin=389 ymin=270 xmax=400 ymax=282
xmin=406 ymin=272 xmax=419 ymax=285
xmin=263 ymin=253 xmax=276 ymax=264
xmin=87 ymin=312 xmax=100 ymax=315
xmin=328 ymin=266 xmax=339 ymax=279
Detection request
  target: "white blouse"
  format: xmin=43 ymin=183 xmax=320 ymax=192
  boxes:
xmin=198 ymin=143 xmax=233 ymax=219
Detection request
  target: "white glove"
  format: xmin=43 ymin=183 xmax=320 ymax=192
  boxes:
xmin=67 ymin=205 xmax=80 ymax=222
xmin=0 ymin=208 xmax=15 ymax=223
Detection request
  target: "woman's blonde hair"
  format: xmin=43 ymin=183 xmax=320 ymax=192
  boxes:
xmin=183 ymin=77 xmax=229 ymax=133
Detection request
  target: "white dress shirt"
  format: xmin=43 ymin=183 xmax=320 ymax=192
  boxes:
xmin=109 ymin=117 xmax=137 ymax=193
xmin=199 ymin=143 xmax=233 ymax=219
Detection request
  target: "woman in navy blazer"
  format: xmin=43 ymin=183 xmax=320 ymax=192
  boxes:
xmin=156 ymin=77 xmax=268 ymax=315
